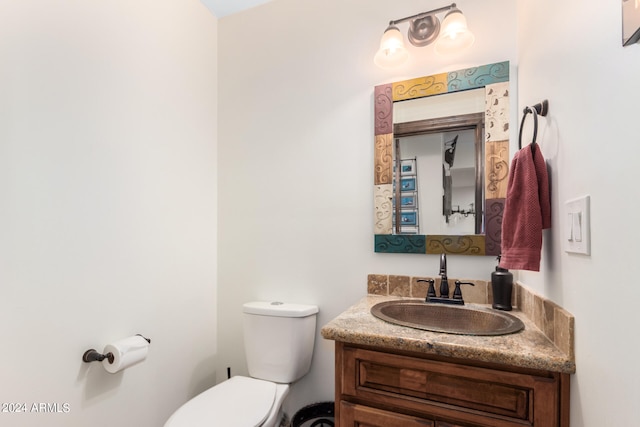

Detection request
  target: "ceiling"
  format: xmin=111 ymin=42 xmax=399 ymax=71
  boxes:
xmin=200 ymin=0 xmax=273 ymax=18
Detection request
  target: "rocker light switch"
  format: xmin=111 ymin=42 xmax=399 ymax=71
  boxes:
xmin=572 ymin=212 xmax=582 ymax=242
xmin=564 ymin=195 xmax=590 ymax=255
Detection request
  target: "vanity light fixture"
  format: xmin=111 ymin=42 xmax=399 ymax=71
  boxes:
xmin=374 ymin=3 xmax=475 ymax=69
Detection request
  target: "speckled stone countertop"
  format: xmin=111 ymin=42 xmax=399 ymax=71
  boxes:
xmin=321 ymin=295 xmax=576 ymax=374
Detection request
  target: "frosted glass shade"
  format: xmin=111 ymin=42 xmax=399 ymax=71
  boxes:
xmin=434 ymin=9 xmax=475 ymax=54
xmin=374 ymin=26 xmax=409 ymax=68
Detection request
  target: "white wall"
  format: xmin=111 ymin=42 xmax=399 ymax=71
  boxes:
xmin=217 ymin=0 xmax=517 ymax=416
xmin=0 ymin=1 xmax=218 ymax=426
xmin=517 ymin=0 xmax=640 ymax=424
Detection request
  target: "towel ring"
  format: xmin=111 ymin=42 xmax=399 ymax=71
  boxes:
xmin=518 ymin=100 xmax=549 ymax=150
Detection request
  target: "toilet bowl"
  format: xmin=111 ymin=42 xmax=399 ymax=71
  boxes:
xmin=164 ymin=301 xmax=318 ymax=427
xmin=163 ymin=376 xmax=289 ymax=427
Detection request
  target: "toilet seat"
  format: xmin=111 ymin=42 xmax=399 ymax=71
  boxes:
xmin=164 ymin=376 xmax=277 ymax=427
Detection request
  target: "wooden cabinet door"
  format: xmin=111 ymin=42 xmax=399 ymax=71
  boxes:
xmin=339 ymin=401 xmax=434 ymax=427
xmin=335 ymin=342 xmax=570 ymax=427
xmin=341 ymin=345 xmax=561 ymax=426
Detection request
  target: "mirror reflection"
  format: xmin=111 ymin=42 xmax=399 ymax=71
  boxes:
xmin=395 ymin=128 xmax=481 ymax=235
xmin=392 ymin=88 xmax=486 ymax=237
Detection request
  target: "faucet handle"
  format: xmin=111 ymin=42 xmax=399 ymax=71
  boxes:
xmin=417 ymin=279 xmax=436 ymax=301
xmin=453 ymin=280 xmax=475 ymax=300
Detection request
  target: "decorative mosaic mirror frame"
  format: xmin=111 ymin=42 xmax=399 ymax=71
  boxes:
xmin=374 ymin=61 xmax=511 ymax=255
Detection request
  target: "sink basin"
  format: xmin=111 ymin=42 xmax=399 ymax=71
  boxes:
xmin=371 ymin=300 xmax=524 ymax=336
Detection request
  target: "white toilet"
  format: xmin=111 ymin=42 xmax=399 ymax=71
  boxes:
xmin=164 ymin=301 xmax=319 ymax=427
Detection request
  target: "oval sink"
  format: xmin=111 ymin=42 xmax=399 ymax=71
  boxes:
xmin=371 ymin=300 xmax=524 ymax=336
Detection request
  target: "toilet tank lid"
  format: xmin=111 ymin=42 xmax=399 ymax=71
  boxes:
xmin=243 ymin=301 xmax=318 ymax=317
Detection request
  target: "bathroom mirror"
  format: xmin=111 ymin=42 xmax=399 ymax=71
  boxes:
xmin=374 ymin=61 xmax=511 ymax=255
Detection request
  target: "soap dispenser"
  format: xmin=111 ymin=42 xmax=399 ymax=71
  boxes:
xmin=491 ymin=256 xmax=513 ymax=311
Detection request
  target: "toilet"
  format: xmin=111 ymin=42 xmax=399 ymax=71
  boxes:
xmin=164 ymin=301 xmax=319 ymax=427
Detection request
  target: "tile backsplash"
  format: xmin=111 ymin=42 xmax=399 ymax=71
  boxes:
xmin=367 ymin=274 xmax=575 ymax=360
xmin=367 ymin=274 xmax=488 ymax=304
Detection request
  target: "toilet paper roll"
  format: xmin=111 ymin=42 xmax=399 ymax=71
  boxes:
xmin=101 ymin=335 xmax=150 ymax=374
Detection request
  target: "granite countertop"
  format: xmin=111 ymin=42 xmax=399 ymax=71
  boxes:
xmin=321 ymin=295 xmax=576 ymax=374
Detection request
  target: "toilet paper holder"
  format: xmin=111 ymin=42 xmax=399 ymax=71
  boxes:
xmin=82 ymin=348 xmax=115 ymax=364
xmin=82 ymin=334 xmax=151 ymax=365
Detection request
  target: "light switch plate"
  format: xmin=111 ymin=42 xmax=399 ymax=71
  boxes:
xmin=564 ymin=195 xmax=590 ymax=255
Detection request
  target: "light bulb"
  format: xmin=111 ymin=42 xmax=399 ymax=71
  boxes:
xmin=435 ymin=8 xmax=475 ymax=55
xmin=374 ymin=26 xmax=409 ymax=69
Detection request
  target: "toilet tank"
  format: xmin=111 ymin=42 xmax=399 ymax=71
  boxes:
xmin=243 ymin=301 xmax=318 ymax=384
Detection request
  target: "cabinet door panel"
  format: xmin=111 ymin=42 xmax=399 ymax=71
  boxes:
xmin=344 ymin=347 xmax=530 ymax=419
xmin=340 ymin=401 xmax=433 ymax=427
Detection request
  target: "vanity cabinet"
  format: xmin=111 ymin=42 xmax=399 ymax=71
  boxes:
xmin=334 ymin=342 xmax=570 ymax=427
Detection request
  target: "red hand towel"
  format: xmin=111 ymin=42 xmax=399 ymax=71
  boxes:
xmin=499 ymin=143 xmax=551 ymax=271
